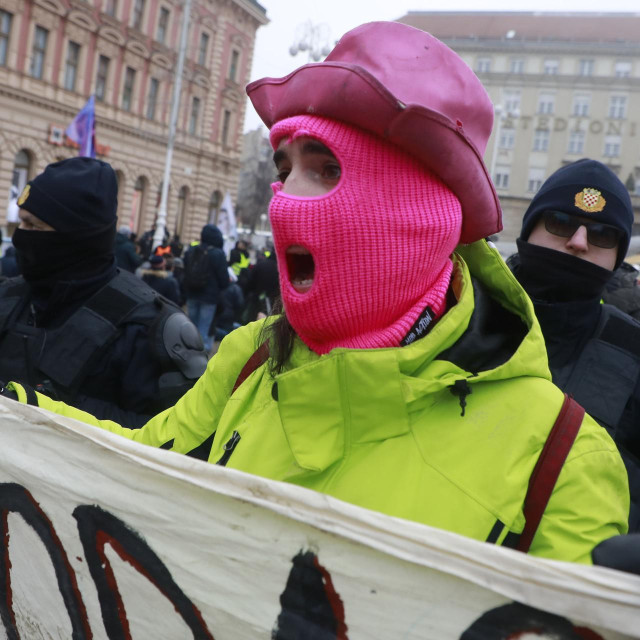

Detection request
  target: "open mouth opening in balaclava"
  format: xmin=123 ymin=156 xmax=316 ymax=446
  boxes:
xmin=285 ymin=245 xmax=315 ymax=294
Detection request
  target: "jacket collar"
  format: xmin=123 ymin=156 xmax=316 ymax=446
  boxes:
xmin=274 ymin=240 xmax=551 ymax=472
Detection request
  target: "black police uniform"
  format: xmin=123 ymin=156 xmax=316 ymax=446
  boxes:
xmin=0 ymin=269 xmax=207 ymax=429
xmin=3 ymin=157 xmax=207 ymax=429
xmin=510 ymin=247 xmax=640 ymax=533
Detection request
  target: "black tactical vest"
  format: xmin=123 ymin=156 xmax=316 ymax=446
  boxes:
xmin=0 ymin=270 xmax=206 ymax=409
xmin=551 ymin=304 xmax=640 ymax=532
xmin=551 ymin=304 xmax=640 ymax=435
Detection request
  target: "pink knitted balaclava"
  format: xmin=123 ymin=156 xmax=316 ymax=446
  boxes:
xmin=269 ymin=115 xmax=463 ymax=355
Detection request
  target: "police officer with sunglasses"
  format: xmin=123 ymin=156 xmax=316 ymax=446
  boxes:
xmin=510 ymin=158 xmax=640 ymax=532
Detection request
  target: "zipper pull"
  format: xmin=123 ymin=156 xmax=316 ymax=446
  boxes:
xmin=215 ymin=430 xmax=241 ymax=467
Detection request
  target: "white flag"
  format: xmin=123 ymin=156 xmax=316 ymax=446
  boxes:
xmin=217 ymin=191 xmax=238 ymax=257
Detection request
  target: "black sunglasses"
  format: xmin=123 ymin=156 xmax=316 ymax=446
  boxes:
xmin=542 ymin=210 xmax=621 ymax=249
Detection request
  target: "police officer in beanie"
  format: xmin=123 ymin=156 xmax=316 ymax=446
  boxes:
xmin=510 ymin=158 xmax=640 ymax=531
xmin=0 ymin=157 xmax=207 ymax=428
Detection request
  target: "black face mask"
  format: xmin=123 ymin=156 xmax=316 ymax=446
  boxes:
xmin=12 ymin=222 xmax=116 ymax=289
xmin=514 ymin=239 xmax=614 ymax=304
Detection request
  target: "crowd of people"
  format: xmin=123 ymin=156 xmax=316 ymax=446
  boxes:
xmin=1 ymin=20 xmax=640 ymax=579
xmin=113 ymin=223 xmax=280 ymax=351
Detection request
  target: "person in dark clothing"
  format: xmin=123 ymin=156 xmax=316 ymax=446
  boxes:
xmin=510 ymin=158 xmax=640 ymax=532
xmin=183 ymin=224 xmax=229 ymax=352
xmin=114 ymin=225 xmax=143 ymax=273
xmin=137 ymin=227 xmax=154 ymax=260
xmin=170 ymin=256 xmax=186 ymax=305
xmin=214 ymin=281 xmax=245 ymax=340
xmin=602 ymin=261 xmax=640 ymax=321
xmin=0 ymin=246 xmax=19 ymax=278
xmin=170 ymin=234 xmax=184 ymax=258
xmin=228 ymin=239 xmax=250 ymax=290
xmin=140 ymin=255 xmax=181 ymax=305
xmin=243 ymin=250 xmax=280 ymax=322
xmin=0 ymin=157 xmax=208 ymax=428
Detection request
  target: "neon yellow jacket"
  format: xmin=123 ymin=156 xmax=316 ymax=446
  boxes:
xmin=14 ymin=241 xmax=628 ymax=563
xmin=230 ymin=252 xmax=250 ymax=276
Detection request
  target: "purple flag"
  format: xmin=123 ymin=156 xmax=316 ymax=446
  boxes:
xmin=65 ymin=95 xmax=96 ymax=158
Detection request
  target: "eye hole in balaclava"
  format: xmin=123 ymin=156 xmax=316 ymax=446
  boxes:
xmin=272 ymin=132 xmax=343 ymax=299
xmin=269 ymin=115 xmax=463 ymax=355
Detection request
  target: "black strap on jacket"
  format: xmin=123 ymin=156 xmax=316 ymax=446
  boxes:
xmin=231 ymin=341 xmax=270 ymax=395
xmin=514 ymin=394 xmax=584 ymax=552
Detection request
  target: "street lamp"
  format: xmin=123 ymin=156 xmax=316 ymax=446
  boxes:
xmin=289 ymin=21 xmax=332 ymax=63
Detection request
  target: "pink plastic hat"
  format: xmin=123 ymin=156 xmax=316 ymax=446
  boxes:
xmin=246 ymin=21 xmax=502 ymax=243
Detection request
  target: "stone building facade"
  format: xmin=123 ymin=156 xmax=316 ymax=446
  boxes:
xmin=0 ymin=0 xmax=267 ymax=242
xmin=399 ymin=12 xmax=640 ymax=241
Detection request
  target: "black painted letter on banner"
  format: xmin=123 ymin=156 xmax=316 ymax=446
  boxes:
xmin=0 ymin=482 xmax=92 ymax=639
xmin=74 ymin=504 xmax=214 ymax=640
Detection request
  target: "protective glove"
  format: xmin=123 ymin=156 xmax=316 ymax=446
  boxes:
xmin=592 ymin=534 xmax=640 ymax=575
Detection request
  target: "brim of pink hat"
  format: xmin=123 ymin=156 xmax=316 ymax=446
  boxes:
xmin=247 ymin=62 xmax=502 ymax=244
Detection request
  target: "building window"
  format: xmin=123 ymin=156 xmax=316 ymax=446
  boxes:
xmin=131 ymin=176 xmax=147 ymax=233
xmin=567 ymin=131 xmax=585 ymax=155
xmin=146 ymin=77 xmax=159 ymax=119
xmin=12 ymin=150 xmax=32 ymax=223
xmin=0 ymin=10 xmax=12 ymax=66
xmin=537 ymin=93 xmax=555 ymax=115
xmin=527 ymin=168 xmax=545 ymax=193
xmin=476 ymin=57 xmax=491 ymax=73
xmin=198 ymin=32 xmax=209 ymax=66
xmin=175 ymin=186 xmax=188 ymax=236
xmin=614 ymin=61 xmax=631 ymax=78
xmin=122 ymin=67 xmax=136 ymax=111
xmin=608 ymin=95 xmax=627 ymax=119
xmin=499 ymin=128 xmax=515 ymax=149
xmin=189 ymin=96 xmax=200 ymax=135
xmin=208 ymin=190 xmax=222 ymax=224
xmin=533 ymin=129 xmax=550 ymax=152
xmin=494 ymin=166 xmax=510 ymax=189
xmin=228 ymin=49 xmax=240 ymax=82
xmin=509 ymin=58 xmax=524 ymax=73
xmin=132 ymin=0 xmax=145 ymax=30
xmin=603 ymin=135 xmax=621 ymax=158
xmin=503 ymin=89 xmax=521 ymax=115
xmin=543 ymin=59 xmax=558 ymax=75
xmin=572 ymin=94 xmax=590 ymax=117
xmin=30 ymin=26 xmax=48 ymax=79
xmin=95 ymin=55 xmax=109 ymax=101
xmin=104 ymin=0 xmax=117 ymax=16
xmin=156 ymin=7 xmax=169 ymax=44
xmin=64 ymin=41 xmax=80 ymax=91
xmin=578 ymin=59 xmax=594 ymax=76
xmin=221 ymin=109 xmax=231 ymax=146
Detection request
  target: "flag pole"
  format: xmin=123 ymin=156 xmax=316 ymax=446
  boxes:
xmin=153 ymin=0 xmax=192 ymax=251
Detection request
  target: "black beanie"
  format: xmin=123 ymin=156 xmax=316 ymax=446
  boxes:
xmin=519 ymin=159 xmax=633 ymax=268
xmin=17 ymin=157 xmax=118 ymax=233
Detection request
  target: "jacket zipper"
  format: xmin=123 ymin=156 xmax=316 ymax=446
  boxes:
xmin=215 ymin=430 xmax=241 ymax=466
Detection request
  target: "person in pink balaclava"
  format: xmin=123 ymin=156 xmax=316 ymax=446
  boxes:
xmin=1 ymin=22 xmax=628 ymax=565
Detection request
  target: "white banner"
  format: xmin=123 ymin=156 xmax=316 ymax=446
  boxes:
xmin=0 ymin=397 xmax=638 ymax=639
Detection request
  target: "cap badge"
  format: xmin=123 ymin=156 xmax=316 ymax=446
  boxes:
xmin=574 ymin=187 xmax=606 ymax=213
xmin=17 ymin=184 xmax=30 ymax=206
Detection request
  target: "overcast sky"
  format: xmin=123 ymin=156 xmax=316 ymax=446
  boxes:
xmin=243 ymin=0 xmax=640 ymax=132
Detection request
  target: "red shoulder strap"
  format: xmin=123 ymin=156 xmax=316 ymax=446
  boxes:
xmin=231 ymin=341 xmax=270 ymax=395
xmin=516 ymin=394 xmax=585 ymax=553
